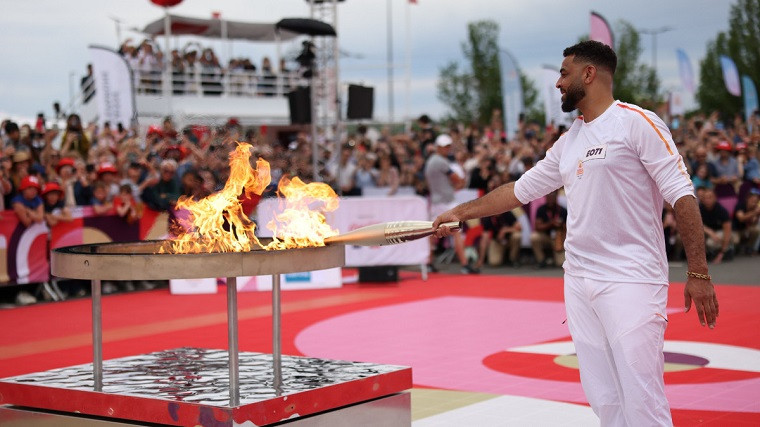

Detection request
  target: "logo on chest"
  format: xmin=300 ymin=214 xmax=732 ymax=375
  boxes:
xmin=581 ymin=144 xmax=608 ymax=162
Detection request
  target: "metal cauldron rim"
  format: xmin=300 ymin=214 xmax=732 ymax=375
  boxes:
xmin=51 ymin=239 xmax=345 ymax=281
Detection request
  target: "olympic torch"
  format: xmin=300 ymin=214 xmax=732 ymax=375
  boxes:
xmin=324 ymin=221 xmax=462 ymax=247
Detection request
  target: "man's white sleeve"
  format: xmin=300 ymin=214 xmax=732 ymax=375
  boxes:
xmin=513 ymin=139 xmax=564 ymax=204
xmin=632 ymin=111 xmax=695 ymax=206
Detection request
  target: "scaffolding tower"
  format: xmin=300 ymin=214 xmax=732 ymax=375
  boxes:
xmin=308 ymin=0 xmax=342 ymax=182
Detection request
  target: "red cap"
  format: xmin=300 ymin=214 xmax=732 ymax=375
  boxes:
xmin=716 ymin=141 xmax=733 ymax=151
xmin=19 ymin=175 xmax=41 ymax=192
xmin=147 ymin=125 xmax=163 ymax=137
xmin=41 ymin=182 xmax=63 ymax=196
xmin=56 ymin=157 xmax=76 ymax=173
xmin=97 ymin=162 xmax=119 ymax=175
xmin=736 ymin=142 xmax=748 ymax=151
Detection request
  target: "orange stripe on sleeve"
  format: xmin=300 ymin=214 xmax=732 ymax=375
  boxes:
xmin=617 ymin=104 xmax=673 ymax=155
xmin=618 ymin=104 xmax=689 ymax=177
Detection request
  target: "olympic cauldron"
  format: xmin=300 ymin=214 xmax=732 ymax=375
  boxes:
xmin=0 ymin=230 xmax=426 ymax=426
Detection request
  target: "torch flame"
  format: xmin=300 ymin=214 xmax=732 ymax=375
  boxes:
xmin=265 ymin=176 xmax=340 ymax=250
xmin=163 ymin=142 xmax=339 ymax=253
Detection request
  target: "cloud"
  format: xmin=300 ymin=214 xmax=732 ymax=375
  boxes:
xmin=0 ymin=0 xmax=733 ymax=121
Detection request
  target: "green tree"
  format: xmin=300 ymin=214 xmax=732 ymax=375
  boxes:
xmin=520 ymin=72 xmax=544 ymax=125
xmin=612 ymin=21 xmax=660 ymax=108
xmin=696 ymin=33 xmax=741 ymax=117
xmin=438 ymin=20 xmax=500 ymax=125
xmin=696 ymin=0 xmax=760 ymax=117
xmin=464 ymin=21 xmax=503 ymax=124
xmin=437 ymin=62 xmax=479 ymax=124
xmin=437 ymin=20 xmax=541 ymax=126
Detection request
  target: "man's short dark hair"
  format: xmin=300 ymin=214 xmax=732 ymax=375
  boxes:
xmin=563 ymin=40 xmax=617 ymax=74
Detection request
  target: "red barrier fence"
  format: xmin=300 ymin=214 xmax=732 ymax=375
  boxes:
xmin=0 ymin=207 xmax=169 ymax=286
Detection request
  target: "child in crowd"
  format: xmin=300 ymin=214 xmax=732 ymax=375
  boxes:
xmin=91 ymin=181 xmax=114 ymax=215
xmin=42 ymin=182 xmax=72 ymax=227
xmin=11 ymin=176 xmax=44 ymax=227
xmin=114 ymin=183 xmax=140 ymax=223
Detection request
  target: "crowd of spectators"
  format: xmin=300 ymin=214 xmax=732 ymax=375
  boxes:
xmin=100 ymin=39 xmax=298 ymax=97
xmin=2 ymin=105 xmax=759 ymax=304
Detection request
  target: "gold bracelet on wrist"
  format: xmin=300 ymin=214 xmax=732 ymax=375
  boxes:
xmin=686 ymin=271 xmax=711 ymax=281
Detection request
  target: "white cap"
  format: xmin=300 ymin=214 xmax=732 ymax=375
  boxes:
xmin=435 ymin=134 xmax=453 ymax=147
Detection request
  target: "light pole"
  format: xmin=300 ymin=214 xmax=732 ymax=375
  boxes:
xmin=639 ymin=26 xmax=673 ymax=75
xmin=109 ymin=16 xmax=123 ymax=46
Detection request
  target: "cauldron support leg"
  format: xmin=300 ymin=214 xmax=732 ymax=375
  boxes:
xmin=273 ymin=273 xmax=283 ymax=395
xmin=91 ymin=279 xmax=102 ymax=392
xmin=227 ymin=276 xmax=240 ymax=406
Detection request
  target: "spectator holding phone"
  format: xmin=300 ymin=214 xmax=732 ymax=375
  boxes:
xmin=60 ymin=114 xmax=90 ymax=159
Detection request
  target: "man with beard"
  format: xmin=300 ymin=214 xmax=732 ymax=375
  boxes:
xmin=433 ymin=40 xmax=717 ymax=426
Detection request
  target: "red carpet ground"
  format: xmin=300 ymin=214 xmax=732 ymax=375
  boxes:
xmin=0 ymin=272 xmax=758 ymax=425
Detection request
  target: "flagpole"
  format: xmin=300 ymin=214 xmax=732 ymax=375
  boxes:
xmin=387 ymin=0 xmax=394 ymax=124
xmin=163 ymin=9 xmax=173 ymax=115
xmin=404 ymin=0 xmax=411 ymax=131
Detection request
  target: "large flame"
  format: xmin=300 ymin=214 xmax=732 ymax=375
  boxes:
xmin=265 ymin=176 xmax=340 ymax=250
xmin=163 ymin=142 xmax=339 ymax=253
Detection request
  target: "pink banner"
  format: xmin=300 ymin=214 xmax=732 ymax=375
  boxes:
xmin=720 ymin=55 xmax=742 ymax=97
xmin=590 ymin=11 xmax=614 ymax=48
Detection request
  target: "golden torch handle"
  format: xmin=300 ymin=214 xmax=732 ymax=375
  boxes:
xmin=324 ymin=221 xmax=462 ymax=247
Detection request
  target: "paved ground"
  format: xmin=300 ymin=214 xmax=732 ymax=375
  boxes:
xmin=429 ymin=253 xmax=759 ymax=286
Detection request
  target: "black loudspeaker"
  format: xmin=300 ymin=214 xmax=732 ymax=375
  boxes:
xmin=288 ymin=86 xmax=311 ymax=124
xmin=358 ymin=266 xmax=398 ymax=283
xmin=347 ymin=84 xmax=374 ymax=120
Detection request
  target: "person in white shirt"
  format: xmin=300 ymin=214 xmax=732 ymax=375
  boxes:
xmin=433 ymin=40 xmax=718 ymax=427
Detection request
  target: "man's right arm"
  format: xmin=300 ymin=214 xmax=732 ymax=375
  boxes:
xmin=433 ymin=182 xmax=522 ymax=236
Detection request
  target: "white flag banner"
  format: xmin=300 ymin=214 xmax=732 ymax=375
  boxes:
xmin=89 ymin=45 xmax=136 ymax=128
xmin=541 ymin=66 xmax=575 ymax=128
xmin=499 ymin=49 xmax=524 ymax=139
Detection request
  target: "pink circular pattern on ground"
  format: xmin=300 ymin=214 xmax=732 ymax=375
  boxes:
xmin=295 ymin=296 xmax=760 ymax=412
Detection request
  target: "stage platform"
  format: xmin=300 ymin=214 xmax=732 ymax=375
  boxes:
xmin=0 ymin=347 xmax=412 ymax=426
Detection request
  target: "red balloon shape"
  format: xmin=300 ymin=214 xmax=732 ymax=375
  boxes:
xmin=150 ymin=0 xmax=183 ymax=7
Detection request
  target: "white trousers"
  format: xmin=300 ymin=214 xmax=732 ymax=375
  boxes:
xmin=564 ymin=274 xmax=672 ymax=427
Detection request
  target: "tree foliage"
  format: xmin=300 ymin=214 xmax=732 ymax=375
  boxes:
xmin=520 ymin=72 xmax=544 ymax=125
xmin=696 ymin=33 xmax=741 ymax=117
xmin=612 ymin=20 xmax=660 ymax=108
xmin=696 ymin=0 xmax=760 ymax=117
xmin=437 ymin=20 xmax=540 ymax=126
xmin=437 ymin=61 xmax=479 ymax=124
xmin=464 ymin=21 xmax=503 ymax=124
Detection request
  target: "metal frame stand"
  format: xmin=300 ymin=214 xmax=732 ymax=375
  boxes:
xmin=272 ymin=274 xmax=283 ymax=395
xmin=91 ymin=279 xmax=102 ymax=392
xmin=227 ymin=276 xmax=239 ymax=406
xmin=90 ymin=274 xmax=286 ymax=406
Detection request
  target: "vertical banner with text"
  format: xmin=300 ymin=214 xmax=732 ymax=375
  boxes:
xmin=89 ymin=45 xmax=137 ymax=129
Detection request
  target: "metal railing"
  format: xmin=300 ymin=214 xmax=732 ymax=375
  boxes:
xmin=77 ymin=68 xmax=306 ymax=106
xmin=133 ymin=68 xmax=305 ymax=98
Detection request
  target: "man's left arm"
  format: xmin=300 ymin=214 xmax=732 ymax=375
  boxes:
xmin=674 ymin=195 xmax=719 ymax=328
xmin=633 ymin=111 xmax=718 ymax=328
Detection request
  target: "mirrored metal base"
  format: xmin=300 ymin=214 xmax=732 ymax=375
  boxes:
xmin=0 ymin=348 xmax=412 ymax=426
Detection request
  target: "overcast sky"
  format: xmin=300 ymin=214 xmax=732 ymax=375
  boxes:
xmin=0 ymin=0 xmax=733 ymax=124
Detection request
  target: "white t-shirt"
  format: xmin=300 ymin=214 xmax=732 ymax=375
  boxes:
xmin=514 ymin=101 xmax=694 ymax=285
